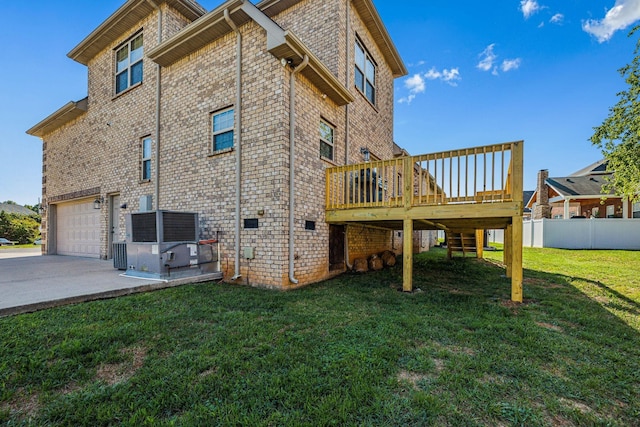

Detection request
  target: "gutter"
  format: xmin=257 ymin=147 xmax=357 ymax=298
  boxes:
xmin=225 ymin=9 xmax=243 ymax=281
xmin=288 ymin=54 xmax=309 ymax=285
xmin=146 ymin=0 xmax=163 ymax=211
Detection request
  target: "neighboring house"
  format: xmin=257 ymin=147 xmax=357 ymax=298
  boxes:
xmin=527 ymin=160 xmax=637 ymax=219
xmin=27 ymin=0 xmax=408 ymax=288
xmin=0 ymin=203 xmax=37 ymax=216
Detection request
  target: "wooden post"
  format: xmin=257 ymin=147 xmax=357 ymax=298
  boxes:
xmin=511 ymin=216 xmax=523 ymax=302
xmin=403 ymin=218 xmax=413 ymax=292
xmin=504 ymin=225 xmax=512 ymax=278
xmin=510 ymin=141 xmax=524 ymax=303
xmin=475 ymin=229 xmax=484 ymax=259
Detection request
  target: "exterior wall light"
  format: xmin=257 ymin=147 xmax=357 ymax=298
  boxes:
xmin=93 ymin=196 xmax=104 ymax=210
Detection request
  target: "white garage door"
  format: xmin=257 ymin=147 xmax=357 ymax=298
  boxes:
xmin=56 ymin=199 xmax=101 ymax=258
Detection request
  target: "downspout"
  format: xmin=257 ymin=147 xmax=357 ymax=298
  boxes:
xmin=289 ymin=55 xmax=309 ymax=285
xmin=146 ymin=0 xmax=163 ymax=211
xmin=225 ymin=9 xmax=243 ymax=281
xmin=344 ymin=0 xmax=353 ymax=270
xmin=344 ymin=0 xmax=351 ymax=166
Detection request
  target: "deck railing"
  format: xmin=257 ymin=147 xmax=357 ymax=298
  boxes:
xmin=326 ymin=141 xmax=523 ymax=210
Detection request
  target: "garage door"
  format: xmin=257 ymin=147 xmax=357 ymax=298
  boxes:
xmin=56 ymin=198 xmax=101 ymax=258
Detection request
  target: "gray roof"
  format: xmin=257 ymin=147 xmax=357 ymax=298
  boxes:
xmin=0 ymin=203 xmax=37 ymax=215
xmin=546 ymin=174 xmax=613 ymax=197
xmin=571 ymin=159 xmax=608 ymax=176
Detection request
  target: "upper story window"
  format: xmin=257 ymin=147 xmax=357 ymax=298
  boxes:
xmin=320 ymin=120 xmax=334 ymax=161
xmin=355 ymin=38 xmax=376 ymax=105
xmin=212 ymin=108 xmax=234 ymax=152
xmin=116 ymin=33 xmax=144 ymax=95
xmin=141 ymin=136 xmax=152 ymax=181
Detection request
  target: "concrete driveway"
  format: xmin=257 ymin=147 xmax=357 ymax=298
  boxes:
xmin=0 ymin=248 xmax=219 ymax=317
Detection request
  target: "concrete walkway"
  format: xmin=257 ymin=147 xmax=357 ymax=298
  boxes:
xmin=0 ymin=249 xmax=220 ymax=317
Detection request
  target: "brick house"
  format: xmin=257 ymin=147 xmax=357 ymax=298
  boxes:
xmin=527 ymin=161 xmax=638 ymax=220
xmin=27 ymin=0 xmax=409 ymax=288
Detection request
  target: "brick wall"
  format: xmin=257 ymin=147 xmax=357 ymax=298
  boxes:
xmin=39 ymin=0 xmax=403 ymax=288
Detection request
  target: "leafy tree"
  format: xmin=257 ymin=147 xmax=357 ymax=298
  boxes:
xmin=0 ymin=211 xmax=41 ymax=244
xmin=590 ymin=27 xmax=640 ymax=202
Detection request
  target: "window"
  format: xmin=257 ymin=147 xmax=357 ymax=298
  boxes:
xmin=212 ymin=108 xmax=234 ymax=151
xmin=141 ymin=136 xmax=152 ymax=181
xmin=634 ymin=202 xmax=640 ymax=218
xmin=606 ymin=205 xmax=615 ymax=218
xmin=355 ymin=38 xmax=376 ymax=104
xmin=115 ymin=33 xmax=144 ymax=94
xmin=319 ymin=120 xmax=334 ymax=161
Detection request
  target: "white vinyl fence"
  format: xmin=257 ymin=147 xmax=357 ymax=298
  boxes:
xmin=521 ymin=219 xmax=640 ymax=249
xmin=447 ymin=219 xmax=640 ymax=250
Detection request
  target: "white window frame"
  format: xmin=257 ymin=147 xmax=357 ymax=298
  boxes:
xmin=141 ymin=136 xmax=152 ymax=182
xmin=606 ymin=204 xmax=615 ymax=218
xmin=319 ymin=119 xmax=335 ymax=161
xmin=355 ymin=38 xmax=376 ymax=105
xmin=115 ymin=33 xmax=144 ymax=95
xmin=633 ymin=202 xmax=640 ymax=218
xmin=212 ymin=108 xmax=235 ymax=152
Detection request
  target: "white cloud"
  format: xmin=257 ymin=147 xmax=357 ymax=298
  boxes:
xmin=477 ymin=44 xmax=497 ymax=72
xmin=521 ymin=0 xmax=542 ymax=19
xmin=501 ymin=58 xmax=522 ymax=72
xmin=477 ymin=45 xmax=522 ymax=75
xmin=425 ymin=67 xmax=462 ymax=86
xmin=550 ymin=13 xmax=564 ymax=24
xmin=398 ymin=73 xmax=426 ymax=104
xmin=583 ymin=0 xmax=640 ymax=42
xmin=398 ymin=67 xmax=462 ymax=104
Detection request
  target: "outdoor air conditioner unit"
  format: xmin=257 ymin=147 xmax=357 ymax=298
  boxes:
xmin=123 ymin=211 xmax=221 ymax=280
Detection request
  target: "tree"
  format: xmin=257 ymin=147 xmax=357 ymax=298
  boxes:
xmin=590 ymin=27 xmax=640 ymax=202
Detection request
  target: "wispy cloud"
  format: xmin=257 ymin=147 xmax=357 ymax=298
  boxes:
xmin=477 ymin=44 xmax=497 ymax=72
xmin=398 ymin=67 xmax=462 ymax=104
xmin=550 ymin=13 xmax=564 ymax=24
xmin=520 ymin=0 xmax=542 ymax=19
xmin=398 ymin=74 xmax=426 ymax=104
xmin=477 ymin=44 xmax=522 ymax=76
xmin=583 ymin=0 xmax=640 ymax=42
xmin=501 ymin=58 xmax=522 ymax=72
xmin=425 ymin=67 xmax=462 ymax=86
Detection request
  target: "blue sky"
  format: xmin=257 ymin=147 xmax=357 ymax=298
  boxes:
xmin=1 ymin=0 xmax=639 ymax=206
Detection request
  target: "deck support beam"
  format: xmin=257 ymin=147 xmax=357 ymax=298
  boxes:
xmin=475 ymin=229 xmax=484 ymax=259
xmin=403 ymin=218 xmax=413 ymax=292
xmin=511 ymin=216 xmax=523 ymax=302
xmin=504 ymin=225 xmax=512 ymax=278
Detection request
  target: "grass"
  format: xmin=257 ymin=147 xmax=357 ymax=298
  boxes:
xmin=0 ymin=244 xmax=39 ymax=250
xmin=1 ymin=247 xmax=639 ymax=426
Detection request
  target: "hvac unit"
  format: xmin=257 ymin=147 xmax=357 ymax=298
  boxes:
xmin=124 ymin=211 xmax=221 ymax=280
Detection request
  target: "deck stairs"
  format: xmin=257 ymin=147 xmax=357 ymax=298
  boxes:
xmin=446 ymin=232 xmax=478 ymax=258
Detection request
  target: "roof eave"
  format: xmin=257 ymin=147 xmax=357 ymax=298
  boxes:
xmin=351 ymin=0 xmax=407 ymax=78
xmin=68 ymin=0 xmax=206 ymax=65
xmin=148 ymin=0 xmax=354 ymax=106
xmin=146 ymin=0 xmax=247 ymax=67
xmin=282 ymin=32 xmax=355 ymax=106
xmin=26 ymin=98 xmax=88 ymax=138
xmin=257 ymin=0 xmax=407 ymax=78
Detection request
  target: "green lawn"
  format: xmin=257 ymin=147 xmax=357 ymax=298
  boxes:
xmin=1 ymin=247 xmax=638 ymax=426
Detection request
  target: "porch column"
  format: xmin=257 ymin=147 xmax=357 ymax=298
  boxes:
xmin=623 ymin=198 xmax=629 ymax=219
xmin=564 ymin=199 xmax=570 ymax=219
xmin=403 ymin=218 xmax=413 ymax=292
xmin=511 ymin=217 xmax=523 ymax=303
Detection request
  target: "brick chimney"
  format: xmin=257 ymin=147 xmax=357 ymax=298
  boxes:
xmin=533 ymin=169 xmax=551 ymax=219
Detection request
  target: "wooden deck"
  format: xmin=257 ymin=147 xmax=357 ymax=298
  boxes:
xmin=325 ymin=141 xmax=524 ymax=302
